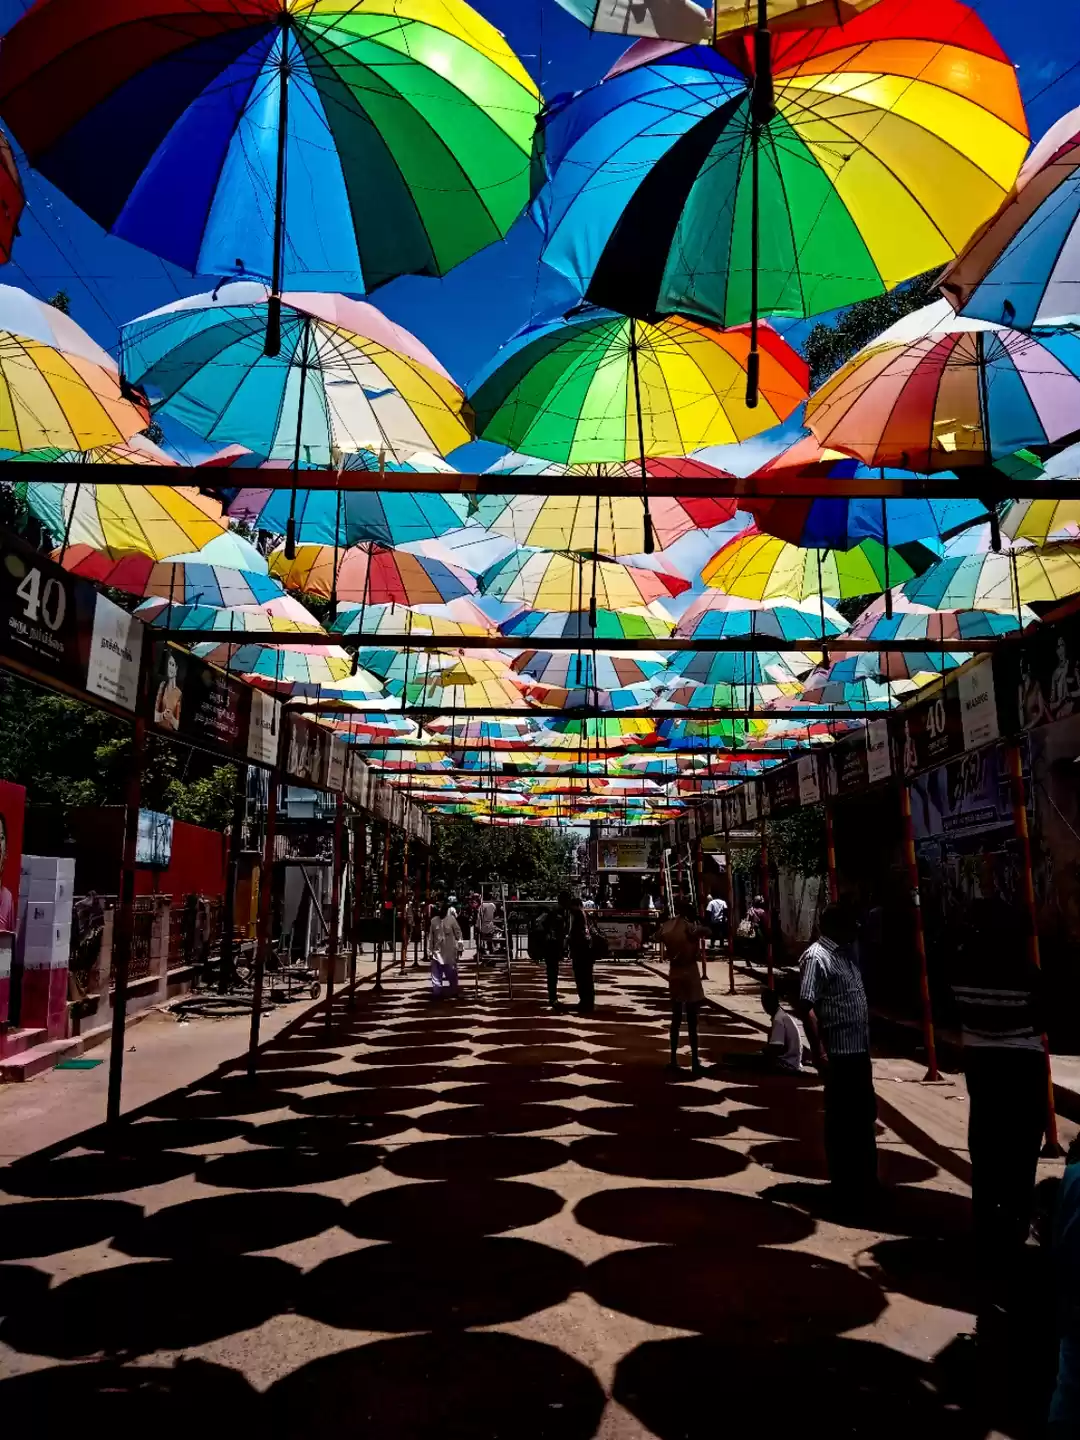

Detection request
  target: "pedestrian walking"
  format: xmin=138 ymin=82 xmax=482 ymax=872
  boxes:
xmin=530 ymin=898 xmax=566 ymax=1010
xmin=428 ymin=900 xmax=462 ymax=1000
xmin=477 ymin=895 xmax=497 ymax=960
xmin=705 ymin=891 xmax=728 ymax=952
xmin=951 ymin=896 xmax=1049 ymax=1337
xmin=567 ymin=893 xmax=596 ymax=1014
xmin=658 ymin=902 xmax=711 ymax=1077
xmin=797 ymin=902 xmax=877 ymax=1205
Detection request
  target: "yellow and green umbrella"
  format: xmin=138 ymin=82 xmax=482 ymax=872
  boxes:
xmin=479 ymin=551 xmax=690 ymax=610
xmin=703 ymin=527 xmax=937 ymax=602
xmin=19 ymin=481 xmax=226 ymax=560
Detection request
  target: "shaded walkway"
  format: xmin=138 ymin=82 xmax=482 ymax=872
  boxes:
xmin=0 ymin=957 xmax=1058 ymax=1437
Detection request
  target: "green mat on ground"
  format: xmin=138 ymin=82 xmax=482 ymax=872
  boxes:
xmin=54 ymin=1058 xmax=103 ymax=1070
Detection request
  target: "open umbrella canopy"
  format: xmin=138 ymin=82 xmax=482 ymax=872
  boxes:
xmin=501 ymin=606 xmax=675 ymax=642
xmin=136 ymin=594 xmax=324 ymax=635
xmin=270 ymin=542 xmax=477 ymax=605
xmin=353 ymin=647 xmax=457 ymax=688
xmin=4 ymin=434 xmax=177 ymax=469
xmin=192 ymin=640 xmax=356 ymax=688
xmin=122 ymin=286 xmax=472 ymax=468
xmin=664 ymin=649 xmax=818 ymax=688
xmin=943 ymin=105 xmax=1080 ymax=329
xmin=469 ymin=308 xmax=807 ymax=465
xmin=1002 ymin=499 xmax=1080 ymax=546
xmin=479 ymin=550 xmax=689 ymax=609
xmin=456 ymin=491 xmax=737 ymax=555
xmin=0 ymin=0 xmax=539 ymax=296
xmin=660 ymin=679 xmax=805 ymax=710
xmin=535 ymin=1 xmax=1028 ymax=328
xmin=511 ymin=649 xmax=670 ymax=690
xmin=703 ymin=527 xmax=937 ymax=601
xmin=486 ymin=453 xmax=736 ymax=485
xmin=0 ymin=284 xmax=150 ymax=451
xmin=903 ymin=542 xmax=1080 ymax=611
xmin=675 ymin=591 xmax=847 ymax=641
xmin=657 ymin=715 xmax=768 ymax=746
xmin=406 ymin=657 xmax=529 ymax=711
xmin=225 ymin=486 xmax=466 ymax=548
xmin=330 ymin=599 xmax=497 ymax=639
xmin=805 ymin=300 xmax=1080 ymax=472
xmin=423 ymin=719 xmax=540 ymax=745
xmin=17 ymin=479 xmax=225 ymax=558
xmin=64 ymin=550 xmax=282 ymax=607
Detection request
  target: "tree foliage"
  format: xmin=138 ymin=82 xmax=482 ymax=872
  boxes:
xmin=429 ymin=816 xmax=579 ymax=897
xmin=802 ymin=271 xmax=940 ymax=389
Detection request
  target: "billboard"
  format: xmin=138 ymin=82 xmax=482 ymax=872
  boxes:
xmin=149 ymin=644 xmax=249 ymax=757
xmin=136 ymin=810 xmax=175 ymax=868
xmin=595 ymin=836 xmax=659 ymax=871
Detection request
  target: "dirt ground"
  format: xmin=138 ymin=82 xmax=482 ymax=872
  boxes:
xmin=0 ymin=955 xmax=1061 ymax=1437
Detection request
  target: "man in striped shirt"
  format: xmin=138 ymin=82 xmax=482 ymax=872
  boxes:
xmin=798 ymin=902 xmax=878 ymax=1204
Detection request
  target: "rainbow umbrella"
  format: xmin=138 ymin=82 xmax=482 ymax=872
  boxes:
xmin=407 ymin=657 xmax=530 ymax=711
xmin=5 ymin=435 xmax=176 ymax=468
xmin=675 ymin=592 xmax=846 ymax=641
xmin=470 ymin=309 xmax=807 ymax=464
xmin=536 ymin=4 xmax=1027 ymax=332
xmin=795 ymin=671 xmax=912 ymax=707
xmin=225 ymin=484 xmax=464 ymax=547
xmin=123 ymin=287 xmax=471 ymax=476
xmin=18 ymin=479 xmax=225 ymax=558
xmin=805 ymin=301 xmax=1080 ymax=472
xmin=486 ymin=453 xmax=736 ymax=485
xmin=517 ymin=682 xmax=667 ymax=714
xmin=457 ymin=491 xmax=737 ymax=555
xmin=1002 ymin=499 xmax=1080 ymax=546
xmin=0 ymin=1 xmax=539 ymax=306
xmin=537 ymin=718 xmax=658 ymax=749
xmin=353 ymin=648 xmax=458 ymax=689
xmin=65 ymin=551 xmax=282 ymax=607
xmin=657 ymin=716 xmax=768 ymax=747
xmin=809 ymin=648 xmax=969 ymax=685
xmin=0 ymin=285 xmax=150 ymax=451
xmin=659 ymin=680 xmax=805 ymax=711
xmin=192 ymin=640 xmax=357 ymax=688
xmin=479 ymin=551 xmax=689 ymax=609
xmin=136 ymin=594 xmax=324 ymax=635
xmin=943 ymin=105 xmax=1080 ymax=329
xmin=501 ymin=607 xmax=675 ymax=642
xmin=271 ymin=543 xmax=477 ymax=605
xmin=330 ymin=600 xmax=496 ymax=639
xmin=664 ymin=650 xmax=817 ymax=688
xmin=424 ymin=719 xmax=541 ymax=745
xmin=510 ymin=650 xmax=670 ymax=691
xmin=703 ymin=527 xmax=937 ymax=601
xmin=904 ymin=542 xmax=1080 ymax=611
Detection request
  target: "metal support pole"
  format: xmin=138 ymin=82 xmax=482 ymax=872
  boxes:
xmin=325 ymin=793 xmax=343 ymax=1029
xmin=824 ymin=799 xmax=839 ymax=903
xmin=1005 ymin=740 xmax=1063 ymax=1155
xmin=898 ymin=781 xmax=940 ymax=1082
xmin=106 ymin=714 xmax=145 ymax=1134
xmin=760 ymin=819 xmax=774 ymax=990
xmin=400 ymin=833 xmax=410 ymax=974
xmin=265 ymin=14 xmax=291 ymax=359
xmin=724 ymin=828 xmax=735 ymax=995
xmin=348 ymin=815 xmax=364 ymax=1007
xmin=247 ymin=775 xmax=278 ymax=1078
xmin=220 ymin=762 xmax=246 ymax=992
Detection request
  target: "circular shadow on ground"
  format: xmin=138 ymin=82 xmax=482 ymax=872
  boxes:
xmin=432 ymin=1080 xmax=586 ymax=1108
xmin=248 ymin=1112 xmax=412 ymax=1147
xmin=568 ymin=1136 xmax=748 ymax=1182
xmin=345 ymin=1064 xmax=452 ymax=1089
xmin=322 ymin=1081 xmax=437 ymax=1111
xmin=266 ymin=1331 xmax=604 ymax=1439
xmin=300 ymin=1237 xmax=583 ymax=1332
xmin=577 ymin=1080 xmax=730 ymax=1109
xmin=113 ymin=1191 xmax=345 ymax=1259
xmin=372 ymin=1018 xmax=476 ymax=1035
xmin=0 ymin=1199 xmax=143 ymax=1261
xmin=614 ymin=1336 xmax=971 ymax=1439
xmin=345 ymin=1180 xmax=562 ymax=1240
xmin=867 ymin=1236 xmax=977 ymax=1313
xmin=470 ymin=1046 xmax=593 ymax=1067
xmin=567 ymin=1060 xmax=668 ymax=1080
xmin=762 ymin=1181 xmax=973 ymax=1239
xmin=358 ymin=1033 xmax=475 ymax=1052
xmin=587 ymin=1243 xmax=884 ymax=1338
xmin=199 ymin=1145 xmax=384 ymax=1190
xmin=474 ymin=1031 xmax=582 ymax=1049
xmin=384 ymin=1136 xmax=569 ymax=1182
xmin=574 ymin=1187 xmax=814 ymax=1248
xmin=0 ymin=1256 xmax=298 ymax=1359
xmin=224 ymin=1050 xmax=339 ymax=1072
xmin=580 ymin=1107 xmax=738 ymax=1141
xmin=81 ymin=1118 xmax=252 ymax=1153
xmin=436 ymin=1063 xmax=563 ymax=1086
xmin=352 ymin=1047 xmax=470 ymax=1068
xmin=414 ymin=1105 xmax=579 ymax=1137
xmin=0 ymin=1359 xmax=264 ymax=1435
xmin=751 ymin=1139 xmax=938 ymax=1186
xmin=149 ymin=1089 xmax=293 ymax=1121
xmin=208 ymin=1070 xmax=328 ymax=1092
xmin=0 ymin=1152 xmax=199 ymax=1199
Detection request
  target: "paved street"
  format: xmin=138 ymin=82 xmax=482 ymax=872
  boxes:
xmin=0 ymin=955 xmax=1059 ymax=1437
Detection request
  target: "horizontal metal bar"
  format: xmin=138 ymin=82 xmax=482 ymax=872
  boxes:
xmin=158 ymin=630 xmax=1004 ymax=653
xmin=6 ymin=460 xmax=1080 ymax=499
xmin=300 ymin=703 xmax=890 ymax=720
xmin=342 ymin=743 xmax=789 ymax=756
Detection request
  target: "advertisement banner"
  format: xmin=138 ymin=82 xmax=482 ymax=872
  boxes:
xmin=765 ymin=764 xmax=800 ymax=815
xmin=996 ymin=612 xmax=1080 ymax=735
xmin=896 ymin=684 xmax=964 ymax=780
xmin=149 ymin=644 xmax=249 ymax=757
xmin=798 ymin=754 xmax=822 ymax=806
xmin=958 ymin=658 xmax=1000 ymax=753
xmin=595 ymin=836 xmax=659 ymax=871
xmin=246 ymin=689 xmax=281 ymax=768
xmin=284 ymin=715 xmax=332 ymax=788
xmin=830 ymin=736 xmax=869 ymax=798
xmin=744 ymin=781 xmax=759 ymax=821
xmin=910 ymin=743 xmax=1013 ymax=843
xmin=86 ymin=593 xmax=143 ymax=713
xmin=593 ymin=918 xmax=644 ymax=956
xmin=0 ymin=533 xmax=95 ymax=694
xmin=866 ymin=719 xmax=892 ymax=785
xmin=327 ymin=738 xmax=347 ymax=795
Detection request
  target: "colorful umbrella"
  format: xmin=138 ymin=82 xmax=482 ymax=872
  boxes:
xmin=703 ymin=527 xmax=937 ymax=601
xmin=479 ymin=551 xmax=689 ymax=610
xmin=270 ymin=542 xmax=477 ymax=605
xmin=470 ymin=308 xmax=807 ymax=464
xmin=4 ymin=435 xmax=176 ymax=468
xmin=330 ymin=599 xmax=496 ymax=639
xmin=486 ymin=453 xmax=736 ymax=485
xmin=424 ymin=719 xmax=541 ymax=746
xmin=1002 ymin=500 xmax=1080 ymax=547
xmin=903 ymin=543 xmax=1080 ymax=611
xmin=535 ymin=3 xmax=1027 ymax=330
xmin=675 ymin=591 xmax=846 ymax=641
xmin=353 ymin=647 xmax=458 ymax=689
xmin=0 ymin=1 xmax=539 ymax=304
xmin=123 ymin=287 xmax=471 ymax=474
xmin=943 ymin=105 xmax=1080 ymax=329
xmin=657 ymin=715 xmax=767 ymax=746
xmin=407 ymin=657 xmax=530 ymax=712
xmin=516 ymin=682 xmax=664 ymax=714
xmin=64 ymin=551 xmax=282 ymax=607
xmin=664 ymin=650 xmax=817 ymax=688
xmin=660 ymin=680 xmax=804 ymax=711
xmin=192 ymin=640 xmax=357 ymax=688
xmin=20 ymin=481 xmax=225 ymax=559
xmin=805 ymin=301 xmax=1080 ymax=472
xmin=511 ymin=649 xmax=670 ymax=690
xmin=224 ymin=486 xmax=466 ymax=548
xmin=0 ymin=284 xmax=150 ymax=451
xmin=501 ymin=606 xmax=675 ymax=642
xmin=136 ymin=594 xmax=324 ymax=635
xmin=458 ymin=492 xmax=737 ymax=555
xmin=538 ymin=717 xmax=657 ymax=748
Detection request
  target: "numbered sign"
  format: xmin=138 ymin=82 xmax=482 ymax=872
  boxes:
xmin=0 ymin=537 xmax=94 ymax=692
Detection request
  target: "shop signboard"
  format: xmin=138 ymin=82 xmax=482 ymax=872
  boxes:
xmin=246 ymin=689 xmax=281 ymax=768
xmin=86 ymin=593 xmax=143 ymax=713
xmin=958 ymin=659 xmax=999 ymax=752
xmin=895 ymin=683 xmax=964 ymax=779
xmin=996 ymin=609 xmax=1080 ymax=734
xmin=866 ymin=719 xmax=892 ymax=784
xmin=326 ymin=738 xmax=347 ymax=795
xmin=910 ymin=743 xmax=1012 ymax=843
xmin=829 ymin=736 xmax=868 ymax=798
xmin=721 ymin=788 xmax=744 ymax=832
xmin=0 ymin=531 xmax=95 ymax=696
xmin=284 ymin=715 xmax=333 ymax=788
xmin=593 ymin=917 xmax=643 ymax=957
xmin=743 ymin=781 xmax=759 ymax=822
xmin=148 ymin=643 xmax=249 ymax=757
xmin=797 ymin=753 xmax=822 ymax=806
xmin=595 ymin=836 xmax=658 ymax=871
xmin=765 ymin=764 xmax=800 ymax=815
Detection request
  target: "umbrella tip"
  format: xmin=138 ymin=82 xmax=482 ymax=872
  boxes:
xmin=264 ymin=294 xmax=283 ymax=358
xmin=745 ymin=351 xmax=760 ymax=410
xmin=284 ymin=515 xmax=297 ymax=562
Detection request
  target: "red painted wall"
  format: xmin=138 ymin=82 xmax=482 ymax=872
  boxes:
xmin=69 ymin=810 xmax=227 ymax=900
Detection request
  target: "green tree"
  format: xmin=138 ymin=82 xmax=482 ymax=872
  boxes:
xmin=47 ymin=290 xmax=71 ymax=315
xmin=803 ymin=271 xmax=939 ymax=389
xmin=430 ymin=816 xmax=578 ymax=897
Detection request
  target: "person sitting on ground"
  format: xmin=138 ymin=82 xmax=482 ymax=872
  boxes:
xmin=727 ymin=988 xmax=804 ymax=1071
xmin=658 ymin=901 xmax=712 ymax=1077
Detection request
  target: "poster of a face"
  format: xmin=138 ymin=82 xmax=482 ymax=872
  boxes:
xmin=0 ymin=779 xmax=25 ymax=935
xmin=153 ymin=649 xmax=184 ymax=733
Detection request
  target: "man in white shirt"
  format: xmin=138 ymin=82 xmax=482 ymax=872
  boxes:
xmin=705 ymin=892 xmax=728 ymax=952
xmin=478 ymin=897 xmax=497 ymax=957
xmin=761 ymin=988 xmax=803 ymax=1072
